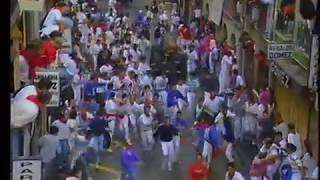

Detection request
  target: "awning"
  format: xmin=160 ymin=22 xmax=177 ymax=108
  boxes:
xmin=18 ymin=0 xmax=45 ymax=12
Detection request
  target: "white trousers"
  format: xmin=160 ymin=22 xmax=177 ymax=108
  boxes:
xmin=129 ymin=114 xmax=137 ymax=134
xmin=225 ymin=142 xmax=234 ymax=162
xmin=161 ymin=141 xmax=175 ymax=170
xmin=119 ymin=116 xmax=130 ymax=142
xmin=178 ymin=99 xmax=186 ymax=111
xmin=168 ymin=106 xmax=178 ymax=123
xmin=202 ymin=140 xmax=213 ymax=166
xmin=158 ymin=91 xmax=167 ymax=107
xmin=233 ymin=116 xmax=242 ymax=140
xmin=93 ymin=55 xmax=98 ymax=71
xmin=173 ymin=135 xmax=180 ymax=162
xmin=107 ymin=118 xmax=116 ymax=138
xmin=72 ymin=86 xmax=81 ymax=107
xmin=140 ymin=129 xmax=154 ymax=150
xmin=187 ymin=92 xmax=196 ymax=110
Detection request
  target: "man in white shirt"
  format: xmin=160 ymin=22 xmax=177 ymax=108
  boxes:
xmin=287 ymin=123 xmax=304 ymax=158
xmin=225 ymin=162 xmax=245 ymax=180
xmin=203 ymin=92 xmax=224 ymax=118
xmin=42 ymin=2 xmax=69 ymax=31
xmin=38 ymin=126 xmax=60 ymax=180
xmin=187 ymin=45 xmax=199 ymax=74
xmin=52 ymin=113 xmax=71 ymax=163
xmin=138 ymin=107 xmax=155 ymax=151
xmin=231 ymin=69 xmax=245 ymax=90
xmin=176 ymin=80 xmax=188 ymax=110
xmin=90 ymin=39 xmax=103 ymax=71
xmin=13 ymin=77 xmax=52 ymax=102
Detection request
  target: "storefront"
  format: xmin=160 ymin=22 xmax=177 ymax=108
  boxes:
xmin=271 ymin=61 xmax=313 ymax=139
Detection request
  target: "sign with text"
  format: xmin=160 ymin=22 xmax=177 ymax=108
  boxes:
xmin=12 ymin=159 xmax=42 ymax=180
xmin=268 ymin=44 xmax=294 ymax=60
xmin=271 ymin=62 xmax=290 ymax=88
xmin=34 ymin=71 xmax=60 ymax=107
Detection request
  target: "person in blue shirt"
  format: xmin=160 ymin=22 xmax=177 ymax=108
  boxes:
xmin=83 ymin=74 xmax=99 ymax=100
xmin=174 ymin=111 xmax=190 ymax=131
xmin=121 ymin=143 xmax=142 ymax=180
xmin=80 ymin=96 xmax=99 ymax=115
xmin=166 ymin=85 xmax=188 ymax=123
xmin=105 ymin=83 xmax=116 ymax=100
xmin=88 ymin=108 xmax=109 ymax=165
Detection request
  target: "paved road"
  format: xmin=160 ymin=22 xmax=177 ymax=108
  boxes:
xmin=92 ymin=0 xmax=257 ymax=179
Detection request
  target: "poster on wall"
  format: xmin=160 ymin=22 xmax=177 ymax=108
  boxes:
xmin=267 ymin=44 xmax=294 ymax=60
xmin=12 ymin=159 xmax=42 ymax=180
xmin=34 ymin=71 xmax=60 ymax=107
xmin=208 ymin=0 xmax=224 ymax=25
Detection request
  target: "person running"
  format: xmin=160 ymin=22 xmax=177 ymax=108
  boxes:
xmin=153 ymin=117 xmax=179 ymax=171
xmin=121 ymin=143 xmax=143 ymax=180
xmin=189 ymin=153 xmax=209 ymax=180
xmin=225 ymin=162 xmax=245 ymax=180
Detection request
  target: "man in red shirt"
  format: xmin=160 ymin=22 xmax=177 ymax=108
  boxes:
xmin=189 ymin=153 xmax=209 ymax=180
xmin=41 ymin=31 xmax=64 ymax=65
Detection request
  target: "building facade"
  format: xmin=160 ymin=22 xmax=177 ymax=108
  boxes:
xmin=207 ymin=0 xmax=319 ymax=159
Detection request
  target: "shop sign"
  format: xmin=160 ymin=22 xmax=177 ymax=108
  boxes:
xmin=267 ymin=44 xmax=294 ymax=60
xmin=34 ymin=71 xmax=60 ymax=107
xmin=12 ymin=159 xmax=42 ymax=180
xmin=271 ymin=62 xmax=290 ymax=87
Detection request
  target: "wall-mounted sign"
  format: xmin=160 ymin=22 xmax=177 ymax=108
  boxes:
xmin=271 ymin=62 xmax=290 ymax=88
xmin=12 ymin=159 xmax=42 ymax=180
xmin=267 ymin=44 xmax=294 ymax=60
xmin=34 ymin=71 xmax=60 ymax=107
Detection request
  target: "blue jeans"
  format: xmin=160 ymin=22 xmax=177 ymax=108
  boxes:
xmin=121 ymin=169 xmax=138 ymax=180
xmin=91 ymin=135 xmax=104 ymax=163
xmin=58 ymin=139 xmax=70 ymax=164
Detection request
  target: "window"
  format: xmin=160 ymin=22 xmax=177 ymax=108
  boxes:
xmin=275 ymin=0 xmax=296 ymax=36
xmin=246 ymin=1 xmax=274 ymax=39
xmin=296 ymin=21 xmax=312 ymax=55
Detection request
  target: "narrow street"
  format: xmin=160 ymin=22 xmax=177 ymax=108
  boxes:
xmin=91 ymin=2 xmax=257 ymax=179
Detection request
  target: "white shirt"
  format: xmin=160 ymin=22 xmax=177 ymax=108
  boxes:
xmin=274 ymin=122 xmax=288 ymax=139
xmin=137 ymin=63 xmax=151 ymax=74
xmin=67 ymin=118 xmax=79 ymax=139
xmin=64 ymin=58 xmax=78 ymax=76
xmin=302 ymin=153 xmax=317 ymax=178
xmin=194 ymin=9 xmax=201 ymax=18
xmin=76 ymin=11 xmax=87 ymax=24
xmin=287 ymin=132 xmax=303 ymax=158
xmin=52 ymin=120 xmax=71 ymax=140
xmin=176 ymin=84 xmax=188 ymax=97
xmin=187 ymin=50 xmax=199 ymax=61
xmin=138 ymin=114 xmax=153 ymax=131
xmin=110 ymin=76 xmax=122 ymax=90
xmin=203 ymin=96 xmax=224 ymax=114
xmin=215 ymin=111 xmax=236 ymax=134
xmin=236 ymin=75 xmax=245 ymax=87
xmin=38 ymin=134 xmax=60 ymax=163
xmin=225 ymin=171 xmax=245 ymax=180
xmin=13 ymin=85 xmax=37 ymax=102
xmin=105 ymin=30 xmax=115 ymax=44
xmin=43 ymin=9 xmax=62 ymax=27
xmin=19 ymin=55 xmax=30 ymax=83
xmin=105 ymin=100 xmax=118 ymax=114
xmin=154 ymin=76 xmax=168 ymax=90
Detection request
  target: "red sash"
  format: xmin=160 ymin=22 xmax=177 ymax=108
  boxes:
xmin=26 ymin=95 xmax=45 ymax=107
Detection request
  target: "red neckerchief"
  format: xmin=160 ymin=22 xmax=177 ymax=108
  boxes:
xmin=26 ymin=95 xmax=45 ymax=107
